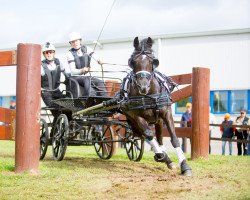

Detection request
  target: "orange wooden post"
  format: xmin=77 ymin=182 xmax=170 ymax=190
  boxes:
xmin=191 ymin=67 xmax=210 ymax=159
xmin=15 ymin=43 xmax=41 ymax=173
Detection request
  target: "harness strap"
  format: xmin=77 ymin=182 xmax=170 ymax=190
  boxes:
xmin=121 ymin=71 xmax=172 ymax=98
xmin=122 ymin=93 xmax=172 ymax=111
xmin=154 ymin=72 xmax=170 ymax=93
xmin=121 ymin=77 xmax=130 ymax=98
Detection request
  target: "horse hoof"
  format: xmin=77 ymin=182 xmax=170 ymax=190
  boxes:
xmin=167 ymin=162 xmax=177 ymax=170
xmin=180 ymin=160 xmax=192 ymax=176
xmin=154 ymin=152 xmax=175 ymax=169
xmin=182 ymin=169 xmax=192 ymax=176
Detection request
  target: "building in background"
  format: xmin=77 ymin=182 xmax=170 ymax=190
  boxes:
xmin=0 ymin=28 xmax=249 ymax=119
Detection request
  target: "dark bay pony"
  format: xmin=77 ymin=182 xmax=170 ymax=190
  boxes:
xmin=121 ymin=37 xmax=192 ymax=176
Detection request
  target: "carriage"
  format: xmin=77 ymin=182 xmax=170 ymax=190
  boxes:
xmin=39 ymin=70 xmax=145 ymax=162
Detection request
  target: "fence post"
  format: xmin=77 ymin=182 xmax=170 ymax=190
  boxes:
xmin=15 ymin=43 xmax=41 ymax=173
xmin=191 ymin=67 xmax=210 ymax=160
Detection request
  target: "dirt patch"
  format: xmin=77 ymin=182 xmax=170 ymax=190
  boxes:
xmin=82 ymin=160 xmax=216 ymax=200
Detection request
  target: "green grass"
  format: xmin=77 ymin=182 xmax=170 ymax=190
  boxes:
xmin=0 ymin=140 xmax=249 ymax=200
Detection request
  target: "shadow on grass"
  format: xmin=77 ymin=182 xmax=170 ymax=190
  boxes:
xmin=0 ymin=153 xmax=15 ymax=172
xmin=43 ymin=156 xmax=128 ymax=168
xmin=40 ymin=155 xmax=168 ymax=175
xmin=0 ymin=164 xmax=15 ymax=172
xmin=5 ymin=165 xmax=15 ymax=171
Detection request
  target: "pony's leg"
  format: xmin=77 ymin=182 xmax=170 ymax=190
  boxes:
xmin=161 ymin=106 xmax=192 ymax=176
xmin=155 ymin=120 xmax=163 ymax=146
xmin=155 ymin=120 xmax=176 ymax=169
xmin=133 ymin=116 xmax=174 ymax=169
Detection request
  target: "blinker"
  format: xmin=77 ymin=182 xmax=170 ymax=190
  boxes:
xmin=128 ymin=57 xmax=134 ymax=68
xmin=153 ymin=58 xmax=159 ymax=68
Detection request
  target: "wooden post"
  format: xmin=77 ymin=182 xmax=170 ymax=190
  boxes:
xmin=15 ymin=43 xmax=41 ymax=173
xmin=191 ymin=67 xmax=210 ymax=159
xmin=0 ymin=108 xmax=16 ymax=140
xmin=0 ymin=50 xmax=17 ymax=66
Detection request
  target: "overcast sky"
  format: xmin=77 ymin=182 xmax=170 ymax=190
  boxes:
xmin=0 ymin=0 xmax=249 ymax=49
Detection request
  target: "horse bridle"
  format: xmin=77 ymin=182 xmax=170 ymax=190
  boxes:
xmin=130 ymin=45 xmax=155 ymax=64
xmin=129 ymin=50 xmax=155 ymax=93
xmin=129 ymin=43 xmax=159 ymax=70
xmin=134 ymin=70 xmax=152 ymax=85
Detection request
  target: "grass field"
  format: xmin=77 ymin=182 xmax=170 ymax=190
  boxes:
xmin=0 ymin=140 xmax=249 ymax=200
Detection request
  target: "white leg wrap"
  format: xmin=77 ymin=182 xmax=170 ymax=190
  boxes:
xmin=160 ymin=145 xmax=167 ymax=152
xmin=175 ymin=147 xmax=186 ymax=164
xmin=148 ymin=138 xmax=163 ymax=154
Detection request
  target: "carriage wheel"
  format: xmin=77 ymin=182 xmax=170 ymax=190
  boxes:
xmin=52 ymin=114 xmax=69 ymax=161
xmin=125 ymin=128 xmax=144 ymax=161
xmin=93 ymin=125 xmax=114 ymax=160
xmin=40 ymin=118 xmax=49 ymax=160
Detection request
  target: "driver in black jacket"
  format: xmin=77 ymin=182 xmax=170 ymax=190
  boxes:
xmin=41 ymin=42 xmax=71 ymax=126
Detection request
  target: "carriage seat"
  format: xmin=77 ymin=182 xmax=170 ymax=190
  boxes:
xmin=65 ymin=78 xmax=121 ymax=98
xmin=65 ymin=77 xmax=85 ymax=98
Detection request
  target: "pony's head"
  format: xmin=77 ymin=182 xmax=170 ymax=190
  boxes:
xmin=129 ymin=37 xmax=159 ymax=95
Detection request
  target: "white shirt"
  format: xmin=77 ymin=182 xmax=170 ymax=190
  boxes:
xmin=41 ymin=59 xmax=69 ymax=76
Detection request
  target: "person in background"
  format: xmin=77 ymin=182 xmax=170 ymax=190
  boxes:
xmin=220 ymin=113 xmax=235 ymax=155
xmin=247 ymin=118 xmax=250 ymax=156
xmin=9 ymin=100 xmax=16 ymax=109
xmin=66 ymin=32 xmax=107 ymax=97
xmin=209 ymin=107 xmax=216 ymax=154
xmin=234 ymin=110 xmax=249 ymax=156
xmin=180 ymin=102 xmax=192 ymax=152
xmin=41 ymin=42 xmax=71 ymax=127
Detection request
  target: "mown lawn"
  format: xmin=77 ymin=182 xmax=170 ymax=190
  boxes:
xmin=0 ymin=140 xmax=249 ymax=200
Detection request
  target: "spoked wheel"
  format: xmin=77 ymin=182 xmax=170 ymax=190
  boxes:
xmin=125 ymin=128 xmax=144 ymax=161
xmin=52 ymin=114 xmax=69 ymax=161
xmin=93 ymin=125 xmax=114 ymax=160
xmin=40 ymin=118 xmax=49 ymax=160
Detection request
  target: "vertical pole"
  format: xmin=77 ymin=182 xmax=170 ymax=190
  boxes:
xmin=15 ymin=43 xmax=41 ymax=173
xmin=191 ymin=67 xmax=210 ymax=160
